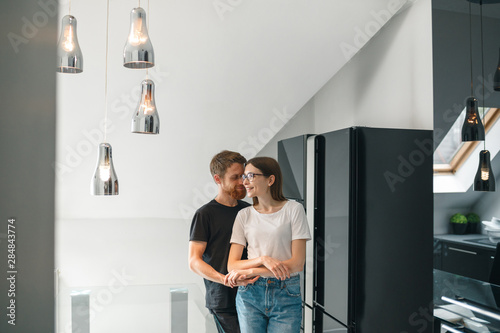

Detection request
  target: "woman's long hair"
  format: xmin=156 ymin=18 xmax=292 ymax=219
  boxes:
xmin=246 ymin=157 xmax=287 ymax=205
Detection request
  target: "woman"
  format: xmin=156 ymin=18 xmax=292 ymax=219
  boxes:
xmin=225 ymin=157 xmax=311 ymax=333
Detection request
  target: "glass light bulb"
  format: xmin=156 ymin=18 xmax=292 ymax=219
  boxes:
xmin=62 ymin=26 xmax=75 ymax=51
xmin=99 ymin=165 xmax=111 ymax=181
xmin=481 ymin=169 xmax=489 ymax=181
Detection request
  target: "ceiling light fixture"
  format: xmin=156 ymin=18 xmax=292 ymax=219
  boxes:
xmin=131 ymin=0 xmax=160 ymax=134
xmin=56 ymin=0 xmax=83 ymax=73
xmin=91 ymin=0 xmax=119 ymax=196
xmin=473 ymin=0 xmax=495 ymax=192
xmin=462 ymin=1 xmax=485 ymax=142
xmin=123 ymin=2 xmax=155 ymax=69
xmin=132 ymin=79 xmax=160 ymax=134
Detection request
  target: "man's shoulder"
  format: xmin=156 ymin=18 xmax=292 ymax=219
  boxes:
xmin=237 ymin=200 xmax=251 ymax=209
xmin=194 ymin=199 xmax=219 ymax=214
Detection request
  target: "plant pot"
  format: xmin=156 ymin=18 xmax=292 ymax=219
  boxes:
xmin=467 ymin=223 xmax=479 ymax=234
xmin=451 ymin=223 xmax=468 ymax=235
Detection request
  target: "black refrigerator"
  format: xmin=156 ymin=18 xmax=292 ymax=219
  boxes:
xmin=278 ymin=127 xmax=434 ymax=333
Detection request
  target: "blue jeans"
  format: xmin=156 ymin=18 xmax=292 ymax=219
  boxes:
xmin=235 ymin=275 xmax=302 ymax=333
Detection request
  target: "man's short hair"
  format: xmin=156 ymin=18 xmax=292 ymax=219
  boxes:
xmin=210 ymin=150 xmax=246 ymax=178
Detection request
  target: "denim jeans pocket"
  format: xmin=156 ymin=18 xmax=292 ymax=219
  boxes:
xmin=284 ymin=282 xmax=301 ymax=297
xmin=238 ymin=285 xmax=250 ymax=293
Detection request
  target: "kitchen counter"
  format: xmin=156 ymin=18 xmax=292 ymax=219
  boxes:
xmin=434 ymin=234 xmax=497 ymax=250
xmin=434 ymin=234 xmax=497 ymax=283
xmin=434 ymin=269 xmax=500 ymax=332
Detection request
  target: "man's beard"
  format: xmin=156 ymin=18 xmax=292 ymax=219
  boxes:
xmin=227 ymin=186 xmax=246 ymax=200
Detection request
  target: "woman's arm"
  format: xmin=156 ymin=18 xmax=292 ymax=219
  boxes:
xmin=225 ymin=239 xmax=307 ymax=286
xmin=281 ymin=239 xmax=307 ymax=273
xmin=227 ymin=243 xmax=290 ymax=279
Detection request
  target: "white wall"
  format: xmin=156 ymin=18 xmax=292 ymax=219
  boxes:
xmin=260 ymin=0 xmax=433 ymax=159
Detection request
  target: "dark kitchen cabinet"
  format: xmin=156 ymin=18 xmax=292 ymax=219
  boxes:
xmin=434 ymin=238 xmax=496 ymax=282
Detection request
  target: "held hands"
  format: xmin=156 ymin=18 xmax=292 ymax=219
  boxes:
xmin=260 ymin=256 xmax=290 ymax=280
xmin=223 ymin=270 xmax=260 ymax=288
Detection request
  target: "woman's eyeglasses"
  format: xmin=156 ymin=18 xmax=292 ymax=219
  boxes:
xmin=241 ymin=172 xmax=268 ymax=182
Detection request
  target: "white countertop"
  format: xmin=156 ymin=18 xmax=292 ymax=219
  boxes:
xmin=434 ymin=234 xmax=497 ymax=250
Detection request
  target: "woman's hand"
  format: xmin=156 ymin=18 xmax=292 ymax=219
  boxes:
xmin=260 ymin=256 xmax=290 ymax=280
xmin=224 ymin=270 xmax=260 ymax=288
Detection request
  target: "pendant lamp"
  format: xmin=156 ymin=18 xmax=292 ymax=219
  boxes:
xmin=472 ymin=0 xmax=495 ymax=192
xmin=494 ymin=48 xmax=500 ymax=91
xmin=462 ymin=1 xmax=485 ymax=142
xmin=462 ymin=97 xmax=485 ymax=141
xmin=92 ymin=143 xmax=119 ymax=195
xmin=57 ymin=14 xmax=83 ymax=73
xmin=91 ymin=0 xmax=119 ymax=196
xmin=123 ymin=7 xmax=155 ymax=68
xmin=132 ymin=79 xmax=160 ymax=134
xmin=474 ymin=150 xmax=496 ymax=191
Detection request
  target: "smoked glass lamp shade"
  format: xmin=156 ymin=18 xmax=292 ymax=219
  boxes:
xmin=132 ymin=79 xmax=159 ymax=134
xmin=462 ymin=97 xmax=485 ymax=142
xmin=57 ymin=15 xmax=83 ymax=73
xmin=494 ymin=48 xmax=500 ymax=91
xmin=474 ymin=150 xmax=496 ymax=192
xmin=123 ymin=7 xmax=154 ymax=69
xmin=91 ymin=143 xmax=119 ymax=195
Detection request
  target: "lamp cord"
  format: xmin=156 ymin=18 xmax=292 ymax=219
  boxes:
xmin=104 ymin=0 xmax=110 ymax=143
xmin=69 ymin=0 xmax=71 ymax=15
xmin=469 ymin=1 xmax=473 ymax=96
xmin=480 ymin=0 xmax=486 ymax=150
xmin=146 ymin=0 xmax=150 ymax=79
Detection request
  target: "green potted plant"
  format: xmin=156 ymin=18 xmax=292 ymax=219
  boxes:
xmin=450 ymin=213 xmax=468 ymax=234
xmin=466 ymin=213 xmax=480 ymax=234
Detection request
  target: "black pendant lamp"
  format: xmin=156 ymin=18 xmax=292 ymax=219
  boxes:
xmin=474 ymin=150 xmax=496 ymax=191
xmin=462 ymin=1 xmax=485 ymax=142
xmin=494 ymin=48 xmax=500 ymax=91
xmin=462 ymin=97 xmax=485 ymax=141
xmin=473 ymin=0 xmax=495 ymax=191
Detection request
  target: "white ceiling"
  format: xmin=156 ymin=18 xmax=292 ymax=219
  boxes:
xmin=56 ymin=0 xmax=411 ymax=220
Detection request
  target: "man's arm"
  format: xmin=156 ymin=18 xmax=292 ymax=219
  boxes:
xmin=189 ymin=241 xmax=258 ymax=287
xmin=225 ymin=240 xmax=307 ymax=286
xmin=189 ymin=240 xmax=225 ymax=284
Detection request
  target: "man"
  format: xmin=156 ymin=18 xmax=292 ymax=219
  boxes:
xmin=189 ymin=150 xmax=257 ymax=333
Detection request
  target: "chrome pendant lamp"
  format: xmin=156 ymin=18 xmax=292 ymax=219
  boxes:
xmin=92 ymin=143 xmax=119 ymax=195
xmin=462 ymin=1 xmax=485 ymax=142
xmin=91 ymin=0 xmax=119 ymax=196
xmin=57 ymin=1 xmax=83 ymax=73
xmin=473 ymin=0 xmax=495 ymax=191
xmin=132 ymin=79 xmax=160 ymax=134
xmin=123 ymin=7 xmax=155 ymax=68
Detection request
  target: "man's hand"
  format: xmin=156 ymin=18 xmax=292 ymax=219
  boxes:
xmin=223 ymin=270 xmax=259 ymax=288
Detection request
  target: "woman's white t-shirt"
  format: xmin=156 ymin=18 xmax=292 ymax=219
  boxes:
xmin=230 ymin=200 xmax=311 ymax=261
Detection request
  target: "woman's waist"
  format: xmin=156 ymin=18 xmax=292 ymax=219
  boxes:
xmin=252 ymin=275 xmax=300 ymax=287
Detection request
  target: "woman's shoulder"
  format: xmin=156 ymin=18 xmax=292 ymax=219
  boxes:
xmin=237 ymin=205 xmax=254 ymax=217
xmin=285 ymin=200 xmax=303 ymax=210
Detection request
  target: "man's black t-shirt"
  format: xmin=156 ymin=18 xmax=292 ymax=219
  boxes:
xmin=189 ymin=199 xmax=250 ymax=310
